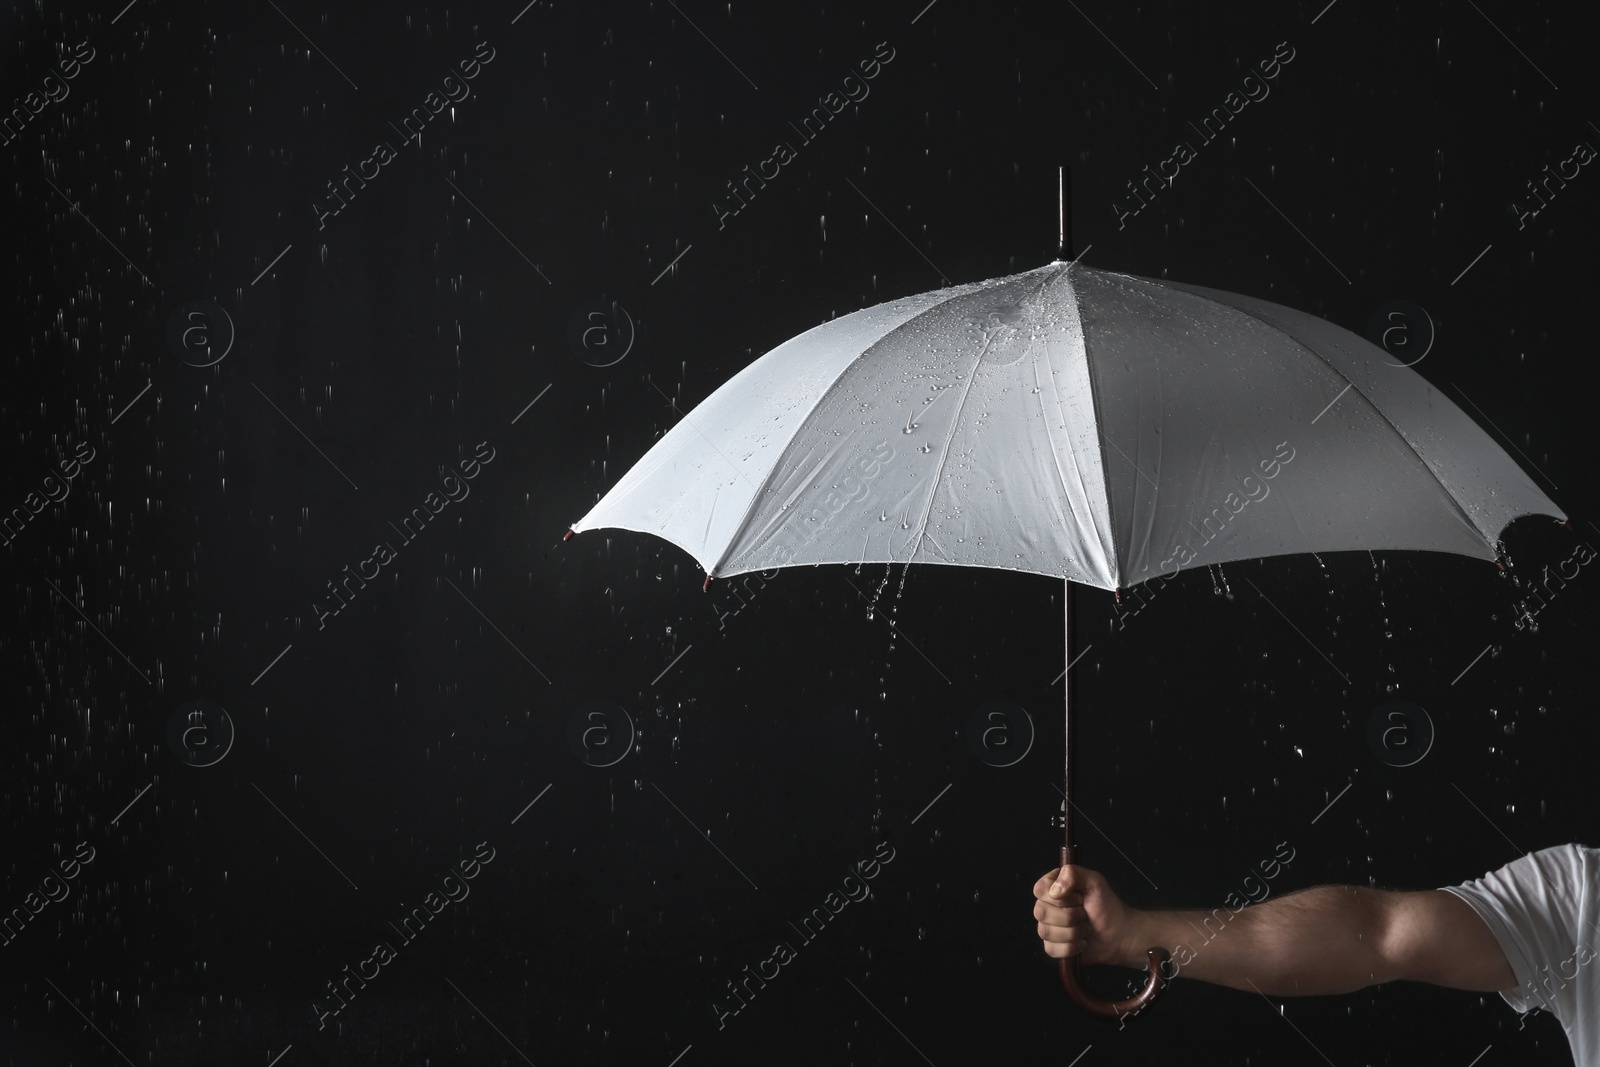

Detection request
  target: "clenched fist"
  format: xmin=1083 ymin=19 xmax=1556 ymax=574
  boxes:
xmin=1032 ymin=863 xmax=1136 ymax=967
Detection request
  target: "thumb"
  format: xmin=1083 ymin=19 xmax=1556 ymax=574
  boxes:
xmin=1050 ymin=864 xmax=1077 ymax=898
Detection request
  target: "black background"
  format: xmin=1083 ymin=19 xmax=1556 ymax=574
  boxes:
xmin=3 ymin=0 xmax=1594 ymax=1063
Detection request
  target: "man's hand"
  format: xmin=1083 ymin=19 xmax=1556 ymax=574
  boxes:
xmin=1032 ymin=864 xmax=1137 ymax=967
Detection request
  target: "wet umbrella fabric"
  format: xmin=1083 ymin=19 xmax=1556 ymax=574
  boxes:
xmin=571 ymin=260 xmax=1560 ymax=590
xmin=565 ymin=259 xmax=1565 ymax=1016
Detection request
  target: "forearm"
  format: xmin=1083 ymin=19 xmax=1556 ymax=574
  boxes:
xmin=1117 ymin=886 xmax=1397 ymax=996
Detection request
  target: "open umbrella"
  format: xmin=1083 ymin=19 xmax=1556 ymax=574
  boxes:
xmin=563 ymin=255 xmax=1565 ymax=1017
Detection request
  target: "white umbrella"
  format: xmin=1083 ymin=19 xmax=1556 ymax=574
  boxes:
xmin=564 ymin=258 xmax=1565 ymax=1016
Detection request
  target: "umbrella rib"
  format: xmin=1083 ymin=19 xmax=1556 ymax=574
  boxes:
xmin=900 ymin=266 xmax=1061 ymax=570
xmin=1136 ymin=275 xmax=1491 ymax=551
xmin=1016 ymin=262 xmax=1118 ymax=587
xmin=648 ymin=380 xmax=763 ymax=496
xmin=903 ymin=325 xmax=997 ymax=566
xmin=1060 ymin=261 xmax=1123 ymax=588
xmin=704 ymin=278 xmax=1001 ymax=578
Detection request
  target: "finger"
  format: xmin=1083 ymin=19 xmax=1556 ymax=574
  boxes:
xmin=1035 ymin=900 xmax=1085 ymax=925
xmin=1035 ymin=890 xmax=1083 ymax=914
xmin=1049 ymin=866 xmax=1080 ymax=898
xmin=1037 ymin=920 xmax=1086 ymax=944
xmin=1043 ymin=937 xmax=1086 ymax=960
xmin=1035 ymin=891 xmax=1082 ymax=915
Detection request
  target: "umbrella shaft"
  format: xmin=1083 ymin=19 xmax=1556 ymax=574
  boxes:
xmin=1062 ymin=578 xmax=1077 ymax=864
xmin=1061 ymin=167 xmax=1078 ymax=866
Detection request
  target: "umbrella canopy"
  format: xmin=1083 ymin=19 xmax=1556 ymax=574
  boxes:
xmin=569 ymin=260 xmax=1563 ymax=589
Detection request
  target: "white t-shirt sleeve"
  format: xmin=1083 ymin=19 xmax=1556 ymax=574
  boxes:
xmin=1441 ymin=844 xmax=1599 ymax=1066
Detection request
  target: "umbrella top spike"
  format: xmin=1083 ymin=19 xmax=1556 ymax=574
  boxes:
xmin=1058 ymin=164 xmax=1073 ymax=261
xmin=1057 ymin=165 xmax=1066 ymax=260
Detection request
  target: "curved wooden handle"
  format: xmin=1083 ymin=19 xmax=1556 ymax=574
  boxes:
xmin=1059 ymin=946 xmax=1168 ymax=1019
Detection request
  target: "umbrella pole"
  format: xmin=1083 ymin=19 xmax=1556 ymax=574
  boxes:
xmin=1058 ymin=577 xmax=1170 ymax=1019
xmin=1061 ymin=578 xmax=1078 ymax=865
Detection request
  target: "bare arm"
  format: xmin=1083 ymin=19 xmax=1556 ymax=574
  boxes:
xmin=1033 ymin=866 xmax=1517 ymax=996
